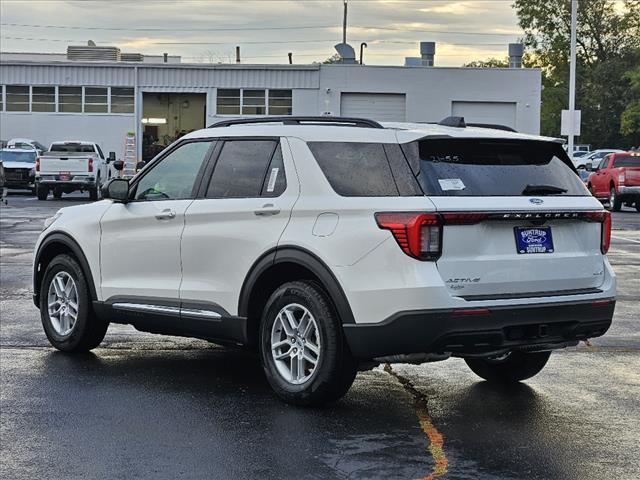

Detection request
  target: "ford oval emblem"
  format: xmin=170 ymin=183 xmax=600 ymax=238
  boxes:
xmin=529 ymin=198 xmax=544 ymax=205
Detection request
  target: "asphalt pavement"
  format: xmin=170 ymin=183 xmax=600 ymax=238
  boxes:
xmin=1 ymin=192 xmax=639 ymax=480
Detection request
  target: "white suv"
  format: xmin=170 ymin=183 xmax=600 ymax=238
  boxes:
xmin=33 ymin=116 xmax=616 ymax=405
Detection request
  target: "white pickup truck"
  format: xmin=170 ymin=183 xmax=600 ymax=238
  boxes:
xmin=35 ymin=141 xmax=115 ymax=200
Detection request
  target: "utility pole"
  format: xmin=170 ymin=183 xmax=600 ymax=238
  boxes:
xmin=568 ymin=0 xmax=577 ymax=155
xmin=343 ymin=0 xmax=348 ymax=44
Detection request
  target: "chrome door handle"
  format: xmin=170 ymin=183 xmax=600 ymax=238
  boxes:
xmin=155 ymin=209 xmax=176 ymax=220
xmin=254 ymin=203 xmax=280 ymax=216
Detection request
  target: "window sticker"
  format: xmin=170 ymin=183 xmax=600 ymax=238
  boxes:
xmin=438 ymin=178 xmax=466 ymax=191
xmin=267 ymin=167 xmax=280 ymax=192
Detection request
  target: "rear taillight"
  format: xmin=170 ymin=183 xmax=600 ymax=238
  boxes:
xmin=35 ymin=157 xmax=40 ymax=172
xmin=88 ymin=158 xmax=94 ymax=172
xmin=618 ymin=172 xmax=625 ymax=185
xmin=586 ymin=210 xmax=612 ymax=254
xmin=375 ymin=212 xmax=442 ymax=260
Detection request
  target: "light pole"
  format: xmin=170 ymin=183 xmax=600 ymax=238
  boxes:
xmin=568 ymin=0 xmax=577 ymax=155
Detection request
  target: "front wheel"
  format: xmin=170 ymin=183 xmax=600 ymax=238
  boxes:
xmin=465 ymin=351 xmax=551 ymax=383
xmin=40 ymin=254 xmax=108 ymax=352
xmin=259 ymin=281 xmax=358 ymax=406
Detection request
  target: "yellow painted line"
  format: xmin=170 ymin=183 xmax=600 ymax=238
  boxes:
xmin=384 ymin=364 xmax=449 ymax=479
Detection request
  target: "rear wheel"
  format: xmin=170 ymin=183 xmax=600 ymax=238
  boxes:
xmin=89 ymin=187 xmax=98 ymax=201
xmin=465 ymin=351 xmax=551 ymax=383
xmin=259 ymin=280 xmax=358 ymax=406
xmin=36 ymin=186 xmax=49 ymax=200
xmin=53 ymin=187 xmax=62 ymax=199
xmin=609 ymin=187 xmax=622 ymax=212
xmin=39 ymin=254 xmax=108 ymax=352
xmin=635 ymin=202 xmax=640 ymax=212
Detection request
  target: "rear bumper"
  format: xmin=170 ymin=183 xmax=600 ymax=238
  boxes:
xmin=36 ymin=175 xmax=96 ymax=187
xmin=343 ymin=299 xmax=615 ymax=359
xmin=619 ymin=186 xmax=640 ymax=199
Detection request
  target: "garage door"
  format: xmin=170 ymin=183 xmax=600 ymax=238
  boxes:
xmin=341 ymin=93 xmax=406 ymax=122
xmin=451 ymin=101 xmax=517 ymax=129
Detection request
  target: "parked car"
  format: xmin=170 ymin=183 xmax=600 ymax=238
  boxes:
xmin=7 ymin=138 xmax=47 ymax=156
xmin=33 ymin=116 xmax=616 ymax=406
xmin=35 ymin=141 xmax=109 ymax=200
xmin=586 ymin=152 xmax=640 ymax=211
xmin=0 ymin=148 xmax=37 ymax=193
xmin=574 ymin=149 xmax=624 ymax=169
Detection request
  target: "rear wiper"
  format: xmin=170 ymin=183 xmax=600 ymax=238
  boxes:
xmin=521 ymin=184 xmax=568 ymax=195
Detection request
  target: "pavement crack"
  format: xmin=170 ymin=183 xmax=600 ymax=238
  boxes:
xmin=384 ymin=363 xmax=449 ymax=480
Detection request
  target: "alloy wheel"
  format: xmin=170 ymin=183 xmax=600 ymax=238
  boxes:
xmin=47 ymin=271 xmax=79 ymax=336
xmin=270 ymin=303 xmax=321 ymax=385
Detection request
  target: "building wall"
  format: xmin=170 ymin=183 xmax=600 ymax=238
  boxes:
xmin=0 ymin=112 xmax=135 ymax=157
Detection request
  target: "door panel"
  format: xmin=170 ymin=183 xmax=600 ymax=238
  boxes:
xmin=180 ymin=138 xmax=299 ymax=314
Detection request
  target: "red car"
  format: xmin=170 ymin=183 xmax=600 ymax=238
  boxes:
xmin=587 ymin=152 xmax=640 ymax=212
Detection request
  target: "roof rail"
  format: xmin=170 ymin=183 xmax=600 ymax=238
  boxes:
xmin=208 ymin=116 xmax=384 ymax=129
xmin=467 ymin=123 xmax=517 ymax=133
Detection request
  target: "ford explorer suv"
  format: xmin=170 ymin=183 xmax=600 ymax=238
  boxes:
xmin=36 ymin=141 xmax=108 ymax=200
xmin=587 ymin=152 xmax=640 ymax=212
xmin=33 ymin=116 xmax=616 ymax=406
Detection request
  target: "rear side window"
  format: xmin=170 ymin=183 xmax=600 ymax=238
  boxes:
xmin=206 ymin=140 xmax=279 ymax=198
xmin=308 ymin=142 xmax=399 ymax=197
xmin=402 ymin=139 xmax=588 ymax=196
xmin=613 ymin=155 xmax=640 ymax=167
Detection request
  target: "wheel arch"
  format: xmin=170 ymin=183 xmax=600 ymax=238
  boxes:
xmin=238 ymin=246 xmax=355 ymax=347
xmin=33 ymin=232 xmax=97 ymax=308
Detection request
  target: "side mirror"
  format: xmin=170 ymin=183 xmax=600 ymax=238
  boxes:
xmin=102 ymin=178 xmax=129 ymax=202
xmin=113 ymin=160 xmax=125 ymax=171
xmin=108 ymin=151 xmax=116 ymax=162
xmin=585 ymin=162 xmax=593 ymax=171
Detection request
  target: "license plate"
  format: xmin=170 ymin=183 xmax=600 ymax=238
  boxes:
xmin=59 ymin=171 xmax=71 ymax=181
xmin=514 ymin=226 xmax=554 ymax=254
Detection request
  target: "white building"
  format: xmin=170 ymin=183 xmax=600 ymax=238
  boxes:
xmin=0 ymin=47 xmax=541 ymax=161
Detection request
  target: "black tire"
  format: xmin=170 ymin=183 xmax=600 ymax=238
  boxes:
xmin=39 ymin=254 xmax=108 ymax=352
xmin=635 ymin=202 xmax=640 ymax=213
xmin=89 ymin=187 xmax=98 ymax=201
xmin=36 ymin=186 xmax=48 ymax=200
xmin=259 ymin=280 xmax=358 ymax=406
xmin=53 ymin=187 xmax=62 ymax=199
xmin=465 ymin=351 xmax=551 ymax=383
xmin=609 ymin=187 xmax=622 ymax=212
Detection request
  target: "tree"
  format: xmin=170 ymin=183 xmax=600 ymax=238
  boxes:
xmin=514 ymin=0 xmax=640 ymax=148
xmin=620 ymin=63 xmax=640 ymax=145
xmin=464 ymin=58 xmax=508 ymax=68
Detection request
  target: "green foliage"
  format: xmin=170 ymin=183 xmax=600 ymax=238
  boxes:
xmin=463 ymin=58 xmax=509 ymax=68
xmin=514 ymin=0 xmax=640 ymax=148
xmin=621 ymin=64 xmax=640 ymax=144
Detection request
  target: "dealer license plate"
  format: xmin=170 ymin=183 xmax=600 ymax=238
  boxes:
xmin=59 ymin=171 xmax=71 ymax=181
xmin=514 ymin=226 xmax=554 ymax=254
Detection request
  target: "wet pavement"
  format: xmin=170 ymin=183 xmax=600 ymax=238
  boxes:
xmin=1 ymin=193 xmax=639 ymax=480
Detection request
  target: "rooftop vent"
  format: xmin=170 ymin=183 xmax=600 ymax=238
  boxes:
xmin=67 ymin=43 xmax=120 ymax=62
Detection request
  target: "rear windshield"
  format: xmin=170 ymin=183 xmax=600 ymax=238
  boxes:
xmin=0 ymin=150 xmax=37 ymax=163
xmin=402 ymin=139 xmax=588 ymax=196
xmin=613 ymin=155 xmax=640 ymax=167
xmin=50 ymin=144 xmax=96 ymax=153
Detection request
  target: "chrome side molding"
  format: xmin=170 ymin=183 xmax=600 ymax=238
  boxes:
xmin=112 ymin=302 xmax=221 ymax=319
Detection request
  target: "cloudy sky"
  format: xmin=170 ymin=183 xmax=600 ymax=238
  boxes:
xmin=0 ymin=0 xmax=524 ymax=66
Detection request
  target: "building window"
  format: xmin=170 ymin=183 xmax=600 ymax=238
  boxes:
xmin=241 ymin=89 xmax=266 ymax=115
xmin=110 ymin=87 xmax=134 ymax=113
xmin=6 ymin=85 xmax=30 ymax=112
xmin=32 ymin=86 xmax=56 ymax=112
xmin=84 ymin=87 xmax=108 ymax=113
xmin=268 ymin=90 xmax=292 ymax=115
xmin=59 ymin=86 xmax=82 ymax=113
xmin=217 ymin=89 xmax=240 ymax=115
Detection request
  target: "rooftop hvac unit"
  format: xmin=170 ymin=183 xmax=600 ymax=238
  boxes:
xmin=121 ymin=53 xmax=144 ymax=62
xmin=67 ymin=45 xmax=121 ymax=62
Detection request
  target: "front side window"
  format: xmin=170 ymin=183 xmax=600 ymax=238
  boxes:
xmin=133 ymin=141 xmax=213 ymax=201
xmin=401 ymin=139 xmax=589 ymax=196
xmin=206 ymin=140 xmax=279 ymax=198
xmin=597 ymin=157 xmax=609 ymax=170
xmin=308 ymin=142 xmax=399 ymax=197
